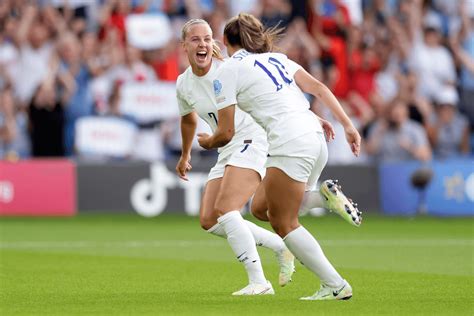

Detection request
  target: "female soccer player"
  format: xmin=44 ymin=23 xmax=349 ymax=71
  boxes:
xmin=198 ymin=13 xmax=362 ymax=301
xmin=176 ymin=19 xmax=294 ymax=296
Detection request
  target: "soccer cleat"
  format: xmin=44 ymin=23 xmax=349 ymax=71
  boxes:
xmin=276 ymin=248 xmax=295 ymax=287
xmin=300 ymin=280 xmax=353 ymax=301
xmin=320 ymin=179 xmax=362 ymax=227
xmin=232 ymin=281 xmax=275 ymax=296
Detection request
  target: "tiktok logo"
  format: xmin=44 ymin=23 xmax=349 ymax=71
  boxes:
xmin=130 ymin=163 xmax=208 ymax=217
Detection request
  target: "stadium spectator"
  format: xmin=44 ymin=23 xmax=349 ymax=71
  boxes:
xmin=57 ymin=32 xmax=95 ymax=156
xmin=28 ymin=57 xmax=72 ymax=157
xmin=427 ymin=86 xmax=470 ymax=159
xmin=346 ymin=25 xmax=379 ymax=125
xmin=279 ymin=17 xmax=319 ymax=70
xmin=10 ymin=4 xmax=54 ymax=107
xmin=0 ymin=88 xmax=30 ymax=160
xmin=450 ymin=1 xmax=474 ymax=127
xmin=107 ymin=45 xmax=157 ymax=84
xmin=98 ymin=0 xmax=130 ymax=44
xmin=258 ymin=0 xmax=292 ymax=29
xmin=406 ymin=4 xmax=456 ymax=101
xmin=309 ymin=0 xmax=351 ymax=99
xmin=366 ymin=99 xmax=432 ymax=162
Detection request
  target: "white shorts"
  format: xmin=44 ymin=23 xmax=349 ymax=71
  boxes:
xmin=207 ymin=137 xmax=268 ymax=181
xmin=265 ymin=132 xmax=328 ymax=188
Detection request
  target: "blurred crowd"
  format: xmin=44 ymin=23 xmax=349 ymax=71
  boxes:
xmin=0 ymin=0 xmax=472 ymax=164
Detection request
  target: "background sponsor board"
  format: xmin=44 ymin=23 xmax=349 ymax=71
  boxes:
xmin=77 ymin=158 xmax=214 ymax=216
xmin=0 ymin=159 xmax=76 ymax=216
xmin=76 ymin=157 xmax=380 ymax=216
xmin=379 ymin=159 xmax=474 ymax=216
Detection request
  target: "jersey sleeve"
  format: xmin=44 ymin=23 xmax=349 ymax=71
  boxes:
xmin=214 ymin=64 xmax=238 ymax=110
xmin=176 ymin=78 xmax=194 ymax=116
xmin=286 ymin=58 xmax=303 ymax=78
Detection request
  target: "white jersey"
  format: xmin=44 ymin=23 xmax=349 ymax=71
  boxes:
xmin=176 ymin=59 xmax=266 ymax=156
xmin=214 ymin=49 xmax=323 ymax=153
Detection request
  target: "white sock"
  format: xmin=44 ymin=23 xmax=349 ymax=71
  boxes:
xmin=300 ymin=190 xmax=325 ymax=215
xmin=207 ymin=221 xmax=286 ymax=254
xmin=284 ymin=226 xmax=343 ymax=288
xmin=244 ymin=220 xmax=286 ymax=253
xmin=206 ymin=223 xmax=226 ymax=238
xmin=218 ymin=211 xmax=267 ymax=285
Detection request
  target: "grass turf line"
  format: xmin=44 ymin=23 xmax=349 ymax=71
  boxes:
xmin=0 ymin=214 xmax=473 ymax=315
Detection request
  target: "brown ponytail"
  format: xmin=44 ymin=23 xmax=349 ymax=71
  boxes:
xmin=224 ymin=13 xmax=283 ymax=54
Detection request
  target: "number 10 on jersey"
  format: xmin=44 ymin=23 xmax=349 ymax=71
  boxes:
xmin=254 ymin=57 xmax=293 ymax=91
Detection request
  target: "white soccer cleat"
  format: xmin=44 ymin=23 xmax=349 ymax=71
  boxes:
xmin=276 ymin=248 xmax=295 ymax=287
xmin=232 ymin=281 xmax=275 ymax=296
xmin=320 ymin=179 xmax=362 ymax=227
xmin=300 ymin=280 xmax=353 ymax=301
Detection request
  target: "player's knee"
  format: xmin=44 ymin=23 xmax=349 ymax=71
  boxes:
xmin=213 ymin=199 xmax=231 ymax=217
xmin=199 ymin=214 xmax=217 ymax=231
xmin=250 ymin=205 xmax=269 ymax=222
xmin=269 ymin=220 xmax=284 ymax=237
xmin=250 ymin=199 xmax=268 ymax=221
xmin=269 ymin=217 xmax=299 ymax=238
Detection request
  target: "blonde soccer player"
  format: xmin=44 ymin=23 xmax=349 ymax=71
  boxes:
xmin=176 ymin=19 xmax=295 ymax=296
xmin=197 ymin=13 xmax=362 ymax=301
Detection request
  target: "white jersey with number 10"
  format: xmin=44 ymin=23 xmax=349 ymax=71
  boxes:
xmin=214 ymin=49 xmax=323 ymax=153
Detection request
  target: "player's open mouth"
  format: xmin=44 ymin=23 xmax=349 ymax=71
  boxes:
xmin=196 ymin=51 xmax=208 ymax=62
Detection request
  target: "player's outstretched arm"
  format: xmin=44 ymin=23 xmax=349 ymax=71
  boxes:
xmin=176 ymin=112 xmax=198 ymax=181
xmin=294 ymin=68 xmax=361 ymax=156
xmin=197 ymin=105 xmax=235 ymax=150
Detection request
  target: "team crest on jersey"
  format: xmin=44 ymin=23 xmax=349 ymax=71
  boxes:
xmin=213 ymin=79 xmax=222 ymax=96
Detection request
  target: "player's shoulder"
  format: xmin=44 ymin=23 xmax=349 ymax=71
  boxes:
xmin=229 ymin=49 xmax=252 ymax=62
xmin=215 ymin=57 xmax=239 ymax=79
xmin=211 ymin=57 xmax=225 ymax=68
xmin=176 ymin=67 xmax=193 ymax=92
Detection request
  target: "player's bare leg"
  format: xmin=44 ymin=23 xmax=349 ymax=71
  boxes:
xmin=250 ymin=181 xmax=269 ymax=221
xmin=200 ymin=178 xmax=222 ymax=231
xmin=213 ymin=166 xmax=272 ymax=294
xmin=265 ymin=167 xmax=352 ymax=300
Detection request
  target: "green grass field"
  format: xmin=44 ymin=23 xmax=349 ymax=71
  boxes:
xmin=0 ymin=214 xmax=473 ymax=315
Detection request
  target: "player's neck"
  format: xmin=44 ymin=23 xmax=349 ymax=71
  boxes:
xmin=191 ymin=62 xmax=212 ymax=77
xmin=227 ymin=45 xmax=242 ymax=57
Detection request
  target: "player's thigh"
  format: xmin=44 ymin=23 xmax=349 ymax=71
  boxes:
xmin=264 ymin=167 xmax=306 ymax=237
xmin=199 ymin=178 xmax=222 ymax=230
xmin=214 ymin=166 xmax=261 ymax=215
xmin=250 ymin=181 xmax=269 ymax=221
xmin=306 ymin=133 xmax=328 ymax=189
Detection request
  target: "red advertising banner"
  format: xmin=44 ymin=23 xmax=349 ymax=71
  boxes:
xmin=0 ymin=159 xmax=76 ymax=216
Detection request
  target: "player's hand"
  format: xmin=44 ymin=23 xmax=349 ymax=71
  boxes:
xmin=176 ymin=155 xmax=192 ymax=181
xmin=319 ymin=118 xmax=335 ymax=142
xmin=197 ymin=133 xmax=212 ymax=150
xmin=344 ymin=125 xmax=361 ymax=157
